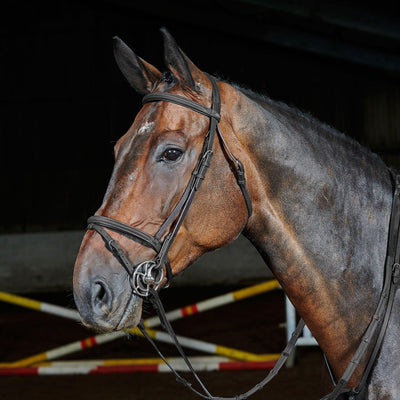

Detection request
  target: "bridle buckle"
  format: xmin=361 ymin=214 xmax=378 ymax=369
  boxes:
xmin=130 ymin=260 xmax=164 ymax=297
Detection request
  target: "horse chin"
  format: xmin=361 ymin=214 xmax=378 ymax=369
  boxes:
xmin=114 ymin=294 xmax=143 ymax=331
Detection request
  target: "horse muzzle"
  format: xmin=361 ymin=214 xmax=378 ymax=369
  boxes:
xmin=73 ymin=257 xmax=143 ymax=332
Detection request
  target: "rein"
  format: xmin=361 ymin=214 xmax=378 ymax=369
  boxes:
xmin=86 ymin=75 xmax=400 ymax=400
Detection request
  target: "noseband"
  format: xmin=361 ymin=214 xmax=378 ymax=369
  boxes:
xmin=87 ymin=74 xmax=252 ymax=297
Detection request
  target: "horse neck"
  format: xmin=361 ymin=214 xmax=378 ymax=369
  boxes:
xmin=227 ymin=84 xmax=393 ymax=380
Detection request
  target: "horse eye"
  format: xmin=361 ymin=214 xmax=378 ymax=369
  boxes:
xmin=162 ymin=148 xmax=183 ymax=162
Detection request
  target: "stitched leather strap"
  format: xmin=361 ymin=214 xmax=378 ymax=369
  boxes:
xmin=88 ymin=215 xmax=162 ymax=252
xmin=143 ymin=92 xmax=221 ymax=121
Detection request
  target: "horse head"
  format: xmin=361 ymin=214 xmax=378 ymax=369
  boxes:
xmin=73 ymin=29 xmax=251 ymax=331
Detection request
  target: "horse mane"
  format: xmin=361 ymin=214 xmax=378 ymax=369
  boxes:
xmin=231 ymin=81 xmax=346 ymax=142
xmin=227 ymin=79 xmax=386 ymax=171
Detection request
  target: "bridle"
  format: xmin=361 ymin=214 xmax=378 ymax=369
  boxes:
xmin=87 ymin=74 xmax=252 ymax=297
xmin=85 ymin=74 xmax=400 ymax=400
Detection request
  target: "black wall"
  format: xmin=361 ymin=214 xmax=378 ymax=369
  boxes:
xmin=2 ymin=0 xmax=399 ymax=233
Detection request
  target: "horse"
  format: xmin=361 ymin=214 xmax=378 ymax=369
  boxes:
xmin=73 ymin=28 xmax=400 ymax=399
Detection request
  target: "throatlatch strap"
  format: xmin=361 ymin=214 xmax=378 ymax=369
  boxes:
xmin=216 ymin=126 xmax=252 ymax=216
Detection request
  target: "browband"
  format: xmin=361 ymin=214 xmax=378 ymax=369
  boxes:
xmin=143 ymin=92 xmax=221 ymax=121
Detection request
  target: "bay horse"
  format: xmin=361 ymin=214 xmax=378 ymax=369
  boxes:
xmin=73 ymin=29 xmax=400 ymax=399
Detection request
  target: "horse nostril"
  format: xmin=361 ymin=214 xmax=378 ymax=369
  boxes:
xmin=93 ymin=281 xmax=111 ymax=309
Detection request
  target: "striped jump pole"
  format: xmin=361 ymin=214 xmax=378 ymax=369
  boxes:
xmin=0 ymin=280 xmax=279 ymax=327
xmin=130 ymin=327 xmax=280 ymax=362
xmin=0 ymin=325 xmax=279 ymax=368
xmin=0 ymin=356 xmax=277 ymax=376
xmin=0 ymin=331 xmax=126 ymax=368
xmin=144 ymin=279 xmax=280 ymax=328
xmin=0 ymin=280 xmax=280 ymax=366
xmin=0 ymin=291 xmax=80 ymax=321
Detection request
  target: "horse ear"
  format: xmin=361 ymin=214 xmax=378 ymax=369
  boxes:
xmin=161 ymin=27 xmax=203 ymax=91
xmin=113 ymin=36 xmax=162 ymax=95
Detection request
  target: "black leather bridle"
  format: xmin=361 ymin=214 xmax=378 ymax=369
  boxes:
xmin=87 ymin=74 xmax=252 ymax=297
xmin=85 ymin=73 xmax=400 ymax=400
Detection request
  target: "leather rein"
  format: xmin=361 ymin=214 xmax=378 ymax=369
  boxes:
xmin=86 ymin=74 xmax=400 ymax=400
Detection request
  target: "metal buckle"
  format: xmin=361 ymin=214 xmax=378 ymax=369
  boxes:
xmin=130 ymin=260 xmax=164 ymax=297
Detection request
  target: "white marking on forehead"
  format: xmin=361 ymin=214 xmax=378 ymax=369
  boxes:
xmin=138 ymin=121 xmax=155 ymax=135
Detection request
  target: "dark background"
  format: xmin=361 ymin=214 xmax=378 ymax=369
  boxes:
xmin=1 ymin=0 xmax=400 ymax=234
